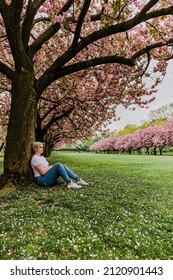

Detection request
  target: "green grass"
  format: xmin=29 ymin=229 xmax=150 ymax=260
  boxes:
xmin=0 ymin=152 xmax=173 ymax=260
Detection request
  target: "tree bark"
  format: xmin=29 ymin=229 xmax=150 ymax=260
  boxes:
xmin=0 ymin=69 xmax=37 ymax=188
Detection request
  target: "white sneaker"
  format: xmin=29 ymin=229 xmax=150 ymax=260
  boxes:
xmin=77 ymin=178 xmax=88 ymax=186
xmin=67 ymin=182 xmax=82 ymax=190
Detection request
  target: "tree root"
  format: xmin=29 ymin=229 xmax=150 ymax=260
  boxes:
xmin=0 ymin=173 xmax=17 ymax=193
xmin=0 ymin=170 xmax=34 ymax=193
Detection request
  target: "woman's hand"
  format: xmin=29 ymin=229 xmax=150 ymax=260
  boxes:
xmin=35 ymin=164 xmax=49 ymax=175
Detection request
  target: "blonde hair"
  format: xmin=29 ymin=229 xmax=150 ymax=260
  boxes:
xmin=32 ymin=142 xmax=43 ymax=152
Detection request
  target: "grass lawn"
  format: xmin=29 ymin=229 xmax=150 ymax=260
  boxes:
xmin=0 ymin=152 xmax=173 ymax=260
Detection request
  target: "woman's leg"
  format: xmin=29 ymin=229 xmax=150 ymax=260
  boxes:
xmin=63 ymin=165 xmax=79 ymax=181
xmin=41 ymin=162 xmax=78 ymax=186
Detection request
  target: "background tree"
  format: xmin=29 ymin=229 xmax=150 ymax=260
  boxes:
xmin=148 ymin=102 xmax=173 ymax=121
xmin=0 ymin=0 xmax=173 ymax=188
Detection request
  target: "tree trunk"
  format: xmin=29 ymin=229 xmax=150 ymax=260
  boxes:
xmin=44 ymin=133 xmax=52 ymax=157
xmin=153 ymin=147 xmax=157 ymax=155
xmin=44 ymin=142 xmax=52 ymax=157
xmin=0 ymin=69 xmax=37 ymax=188
xmin=0 ymin=142 xmax=5 ymax=152
xmin=35 ymin=119 xmax=44 ymax=142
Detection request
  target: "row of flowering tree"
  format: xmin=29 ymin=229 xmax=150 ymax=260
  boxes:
xmin=90 ymin=120 xmax=173 ymax=155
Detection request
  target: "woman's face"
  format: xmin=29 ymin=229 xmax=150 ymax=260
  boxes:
xmin=35 ymin=144 xmax=44 ymax=154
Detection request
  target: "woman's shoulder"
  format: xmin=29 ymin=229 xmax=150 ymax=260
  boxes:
xmin=31 ymin=154 xmax=46 ymax=166
xmin=31 ymin=154 xmax=42 ymax=162
xmin=32 ymin=154 xmax=46 ymax=161
xmin=31 ymin=154 xmax=39 ymax=160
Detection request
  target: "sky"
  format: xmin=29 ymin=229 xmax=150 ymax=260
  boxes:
xmin=108 ymin=60 xmax=173 ymax=132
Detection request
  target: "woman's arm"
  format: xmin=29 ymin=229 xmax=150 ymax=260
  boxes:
xmin=35 ymin=164 xmax=50 ymax=175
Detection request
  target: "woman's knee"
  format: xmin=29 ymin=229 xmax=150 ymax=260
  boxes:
xmin=55 ymin=162 xmax=63 ymax=169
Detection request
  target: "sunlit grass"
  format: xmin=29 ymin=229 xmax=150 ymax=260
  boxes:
xmin=0 ymin=152 xmax=173 ymax=259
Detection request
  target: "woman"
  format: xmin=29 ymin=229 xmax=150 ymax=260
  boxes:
xmin=31 ymin=142 xmax=88 ymax=190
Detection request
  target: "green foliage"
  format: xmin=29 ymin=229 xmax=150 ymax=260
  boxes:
xmin=140 ymin=118 xmax=165 ymax=129
xmin=114 ymin=119 xmax=166 ymax=137
xmin=81 ymin=137 xmax=102 ymax=151
xmin=0 ymin=152 xmax=173 ymax=259
xmin=116 ymin=125 xmax=138 ymax=136
xmin=65 ymin=137 xmax=102 ymax=152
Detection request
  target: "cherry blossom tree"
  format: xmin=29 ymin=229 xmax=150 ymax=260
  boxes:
xmin=162 ymin=120 xmax=173 ymax=146
xmin=136 ymin=125 xmax=157 ymax=154
xmin=1 ymin=0 xmax=173 ymax=188
xmin=152 ymin=131 xmax=166 ymax=154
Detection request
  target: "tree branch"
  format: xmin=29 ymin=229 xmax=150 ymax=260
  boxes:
xmin=28 ymin=22 xmax=61 ymax=58
xmin=0 ymin=1 xmax=26 ymax=65
xmin=0 ymin=0 xmax=8 ymax=14
xmin=137 ymin=0 xmax=159 ymax=16
xmin=38 ymin=3 xmax=173 ymax=79
xmin=42 ymin=105 xmax=74 ymax=134
xmin=131 ymin=38 xmax=173 ymax=60
xmin=71 ymin=0 xmax=91 ymax=48
xmin=58 ymin=0 xmax=74 ymax=15
xmin=36 ymin=2 xmax=173 ymax=95
xmin=22 ymin=0 xmax=47 ymax=49
xmin=28 ymin=0 xmax=74 ymax=57
xmin=37 ymin=55 xmax=134 ymax=95
xmin=145 ymin=5 xmax=173 ymax=20
xmin=0 ymin=61 xmax=14 ymax=79
xmin=37 ymin=35 xmax=173 ymax=96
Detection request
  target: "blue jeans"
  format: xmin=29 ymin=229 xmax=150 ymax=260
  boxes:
xmin=35 ymin=162 xmax=79 ymax=186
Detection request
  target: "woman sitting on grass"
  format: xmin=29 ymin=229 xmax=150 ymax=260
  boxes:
xmin=31 ymin=142 xmax=88 ymax=190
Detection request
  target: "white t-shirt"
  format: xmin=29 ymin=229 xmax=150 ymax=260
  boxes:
xmin=31 ymin=155 xmax=49 ymax=177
